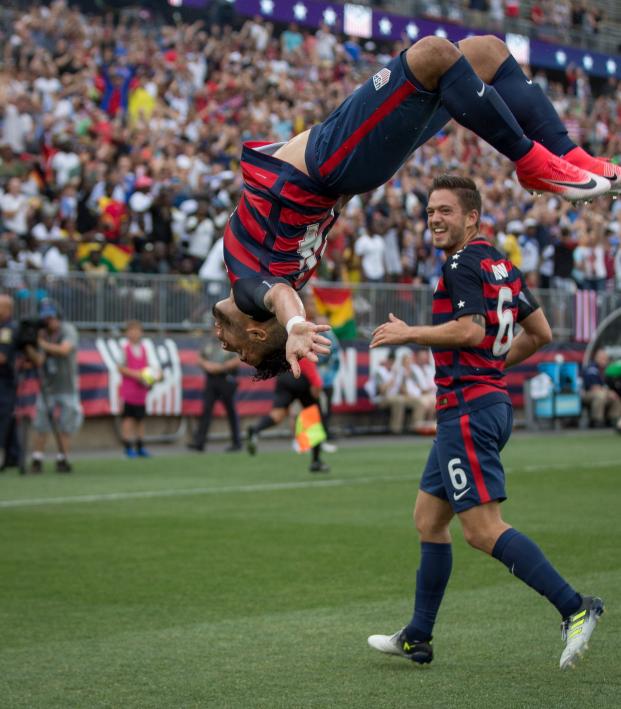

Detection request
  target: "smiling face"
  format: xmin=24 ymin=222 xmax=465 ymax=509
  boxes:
xmin=426 ymin=188 xmax=479 ymax=256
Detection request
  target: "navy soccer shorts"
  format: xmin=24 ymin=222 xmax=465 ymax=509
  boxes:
xmin=420 ymin=402 xmax=514 ymax=512
xmin=304 ymin=51 xmax=442 ymax=195
xmin=273 ymin=372 xmax=317 ymax=410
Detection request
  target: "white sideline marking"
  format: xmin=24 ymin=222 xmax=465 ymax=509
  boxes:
xmin=0 ymin=473 xmax=417 ymax=509
xmin=0 ymin=459 xmax=617 ymax=510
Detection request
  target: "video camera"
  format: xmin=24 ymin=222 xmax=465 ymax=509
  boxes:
xmin=15 ymin=318 xmax=46 ymax=350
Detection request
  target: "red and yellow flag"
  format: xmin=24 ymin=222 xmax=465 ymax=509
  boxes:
xmin=313 ymin=285 xmax=357 ymax=341
xmin=295 ymin=404 xmax=327 ymax=452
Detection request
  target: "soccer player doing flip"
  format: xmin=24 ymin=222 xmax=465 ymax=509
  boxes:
xmin=213 ymin=34 xmax=617 ymax=379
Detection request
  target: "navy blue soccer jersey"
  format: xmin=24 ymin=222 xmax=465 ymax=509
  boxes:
xmin=432 ymin=239 xmax=539 ymax=420
xmin=223 ymin=142 xmax=340 ymax=291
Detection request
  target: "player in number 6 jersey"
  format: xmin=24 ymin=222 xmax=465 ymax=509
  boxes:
xmin=213 ymin=34 xmax=615 ymax=380
xmin=368 ymin=175 xmax=604 ymax=670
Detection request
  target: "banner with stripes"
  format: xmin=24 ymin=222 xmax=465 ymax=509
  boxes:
xmin=15 ymin=338 xmax=586 ymax=420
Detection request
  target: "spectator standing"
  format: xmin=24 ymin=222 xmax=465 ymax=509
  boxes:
xmin=0 ymin=295 xmax=19 ymax=471
xmin=188 ymin=332 xmax=242 ymax=453
xmin=118 ymin=320 xmax=155 ymax=458
xmin=355 ymin=223 xmax=386 ymax=283
xmin=30 ymin=300 xmax=83 ymax=473
xmin=553 ymin=227 xmax=578 ymax=291
xmin=1 ymin=177 xmax=30 ymax=237
xmin=582 ymin=348 xmax=621 ymax=431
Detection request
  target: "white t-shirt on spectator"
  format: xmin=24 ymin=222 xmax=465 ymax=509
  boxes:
xmin=199 ymin=237 xmax=226 ymax=282
xmin=249 ymin=22 xmax=269 ymax=52
xmin=42 ymin=245 xmax=70 ymax=276
xmin=188 ymin=218 xmax=215 ymax=260
xmin=355 ymin=233 xmax=386 ymax=281
xmin=519 ymin=236 xmax=540 ymax=273
xmin=51 ymin=150 xmax=81 ymax=187
xmin=32 ymin=222 xmax=64 ymax=242
xmin=409 ymin=362 xmax=436 ymax=394
xmin=33 ymin=76 xmax=62 ymax=110
xmin=0 ymin=192 xmax=29 ymax=235
xmin=1 ymin=104 xmax=33 ymax=153
xmin=19 ymin=249 xmax=43 ymax=270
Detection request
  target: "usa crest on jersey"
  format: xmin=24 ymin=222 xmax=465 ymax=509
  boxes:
xmin=373 ymin=68 xmax=391 ymax=91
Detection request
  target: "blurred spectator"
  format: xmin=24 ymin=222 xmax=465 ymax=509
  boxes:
xmin=0 ymin=294 xmax=18 ymax=471
xmin=365 ymin=351 xmax=422 ymax=435
xmin=1 ymin=177 xmax=30 ymax=236
xmin=82 ymin=246 xmax=110 ymax=277
xmin=188 ymin=331 xmax=242 ymax=453
xmin=30 ymin=300 xmax=82 ymax=474
xmin=581 ymin=348 xmax=621 ymax=431
xmin=403 ymin=348 xmax=437 ymax=428
xmin=42 ymin=239 xmax=73 ymax=276
xmin=552 ymin=227 xmax=578 ymax=291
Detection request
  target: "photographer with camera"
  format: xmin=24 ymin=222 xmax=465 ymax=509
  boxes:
xmin=0 ymin=295 xmax=19 ymax=471
xmin=28 ymin=300 xmax=83 ymax=474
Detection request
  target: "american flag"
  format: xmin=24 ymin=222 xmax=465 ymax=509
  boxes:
xmin=373 ymin=68 xmax=391 ymax=91
xmin=574 ymin=289 xmax=598 ymax=343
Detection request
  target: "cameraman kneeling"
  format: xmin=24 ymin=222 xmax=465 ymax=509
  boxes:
xmin=29 ymin=301 xmax=83 ymax=473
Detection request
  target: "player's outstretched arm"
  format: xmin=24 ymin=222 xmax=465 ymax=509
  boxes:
xmin=370 ymin=313 xmax=485 ymax=348
xmin=264 ymin=283 xmax=331 ymax=378
xmin=505 ymin=308 xmax=553 ymax=369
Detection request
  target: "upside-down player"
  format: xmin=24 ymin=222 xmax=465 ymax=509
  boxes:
xmin=213 ymin=34 xmax=616 ymax=380
xmin=367 ymin=174 xmax=604 ymax=670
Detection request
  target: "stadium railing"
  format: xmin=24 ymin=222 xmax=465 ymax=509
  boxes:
xmin=2 ymin=270 xmax=620 ymax=340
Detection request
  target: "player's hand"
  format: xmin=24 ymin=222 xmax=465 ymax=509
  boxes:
xmin=370 ymin=313 xmax=415 ymax=348
xmin=286 ymin=322 xmax=331 ymax=378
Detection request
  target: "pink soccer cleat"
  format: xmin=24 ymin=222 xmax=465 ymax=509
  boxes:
xmin=515 ymin=142 xmax=610 ymax=202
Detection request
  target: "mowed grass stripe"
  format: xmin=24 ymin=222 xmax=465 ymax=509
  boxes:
xmin=0 ymin=435 xmax=618 ymax=709
xmin=0 ymin=457 xmax=618 ymax=509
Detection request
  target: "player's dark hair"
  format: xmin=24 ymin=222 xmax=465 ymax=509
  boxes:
xmin=253 ymin=346 xmax=291 ymax=380
xmin=252 ymin=323 xmax=290 ymax=380
xmin=429 ymin=174 xmax=482 ymax=224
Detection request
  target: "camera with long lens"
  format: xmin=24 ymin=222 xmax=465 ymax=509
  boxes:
xmin=15 ymin=318 xmax=46 ymax=350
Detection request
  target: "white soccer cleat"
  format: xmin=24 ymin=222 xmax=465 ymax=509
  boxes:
xmin=368 ymin=629 xmax=405 ymax=656
xmin=559 ymin=596 xmax=604 ymax=670
xmin=368 ymin=628 xmax=433 ymax=664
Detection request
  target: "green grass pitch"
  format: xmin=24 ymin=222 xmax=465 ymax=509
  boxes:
xmin=0 ymin=431 xmax=619 ymax=708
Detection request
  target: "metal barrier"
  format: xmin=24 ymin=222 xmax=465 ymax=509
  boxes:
xmin=2 ymin=270 xmax=620 ymax=340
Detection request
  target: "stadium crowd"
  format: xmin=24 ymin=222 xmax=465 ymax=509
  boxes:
xmin=1 ymin=0 xmax=621 ymax=301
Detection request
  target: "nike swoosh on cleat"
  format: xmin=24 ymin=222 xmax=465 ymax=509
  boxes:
xmin=541 ymin=178 xmax=598 ymax=190
xmin=607 ymin=173 xmax=618 ymax=182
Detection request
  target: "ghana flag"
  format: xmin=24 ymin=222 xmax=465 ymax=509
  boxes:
xmin=77 ymin=243 xmax=133 ymax=272
xmin=313 ymin=285 xmax=357 ymax=341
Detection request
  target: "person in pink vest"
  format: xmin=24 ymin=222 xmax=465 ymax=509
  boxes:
xmin=118 ymin=320 xmax=158 ymax=458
